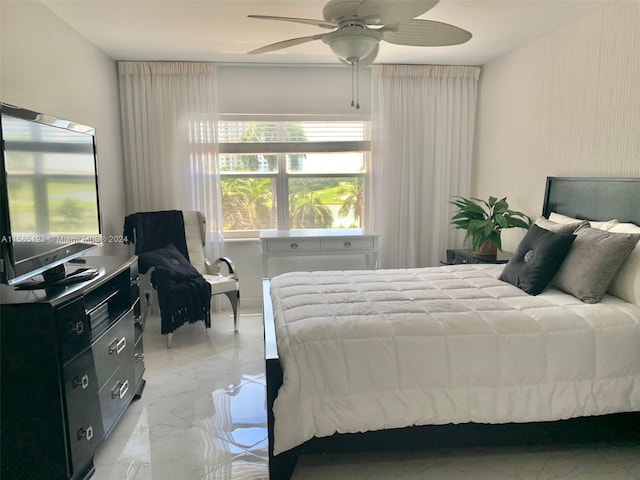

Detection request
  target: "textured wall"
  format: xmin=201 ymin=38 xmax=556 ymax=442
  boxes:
xmin=474 ymin=1 xmax=640 ymax=251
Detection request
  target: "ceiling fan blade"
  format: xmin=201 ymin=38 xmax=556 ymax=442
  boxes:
xmin=248 ymin=33 xmax=327 ymax=55
xmin=358 ymin=0 xmax=439 ymax=26
xmin=339 ymin=43 xmax=379 ymax=67
xmin=382 ymin=19 xmax=472 ymax=47
xmin=248 ymin=15 xmax=337 ymax=29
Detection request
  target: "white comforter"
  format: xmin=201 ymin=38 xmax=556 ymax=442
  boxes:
xmin=269 ymin=264 xmax=640 ymax=455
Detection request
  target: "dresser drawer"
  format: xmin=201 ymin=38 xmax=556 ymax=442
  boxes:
xmin=63 ymin=349 xmax=104 ymax=476
xmin=320 ymin=237 xmax=374 ymax=251
xmin=64 ymin=350 xmax=100 ymax=416
xmin=92 ymin=307 xmax=135 ymax=389
xmin=98 ymin=363 xmax=135 ymax=435
xmin=265 ymin=238 xmax=321 ymax=253
xmin=57 ymin=297 xmax=92 ymax=364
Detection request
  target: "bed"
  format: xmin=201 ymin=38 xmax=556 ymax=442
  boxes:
xmin=263 ymin=176 xmax=640 ymax=479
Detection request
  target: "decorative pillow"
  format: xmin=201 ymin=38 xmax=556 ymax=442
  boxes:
xmin=606 ymin=223 xmax=640 ymax=305
xmin=553 ymin=227 xmax=639 ymax=303
xmin=535 ymin=216 xmax=588 ymax=234
xmin=499 ymin=224 xmax=576 ymax=295
xmin=549 ymin=212 xmax=618 ymax=231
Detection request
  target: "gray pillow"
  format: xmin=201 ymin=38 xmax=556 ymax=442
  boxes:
xmin=553 ymin=227 xmax=640 ymax=303
xmin=535 ymin=216 xmax=589 ymax=234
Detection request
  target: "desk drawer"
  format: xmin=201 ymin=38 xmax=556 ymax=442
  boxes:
xmin=321 ymin=237 xmax=374 ymax=251
xmin=266 ymin=238 xmax=321 ymax=253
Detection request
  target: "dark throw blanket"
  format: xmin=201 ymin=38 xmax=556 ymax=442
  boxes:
xmin=123 ymin=210 xmax=190 ymax=260
xmin=123 ymin=211 xmax=211 ymax=335
xmin=139 ymin=244 xmax=211 ymax=335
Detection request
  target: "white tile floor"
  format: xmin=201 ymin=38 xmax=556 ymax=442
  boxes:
xmin=93 ymin=310 xmax=640 ymax=480
xmin=93 ymin=310 xmax=269 ymax=480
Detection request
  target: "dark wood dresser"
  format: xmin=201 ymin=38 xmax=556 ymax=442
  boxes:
xmin=1 ymin=255 xmax=144 ymax=480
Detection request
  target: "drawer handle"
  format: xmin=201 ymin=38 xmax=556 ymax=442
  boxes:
xmin=70 ymin=321 xmax=84 ymax=336
xmin=135 ymin=352 xmax=145 ymax=362
xmin=290 ymin=242 xmax=298 ymax=249
xmin=109 ymin=337 xmax=127 ymax=355
xmin=111 ymin=379 xmax=129 ymax=399
xmin=77 ymin=425 xmax=94 ymax=442
xmin=72 ymin=374 xmax=90 ymax=390
xmin=343 ymin=241 xmax=352 ymax=247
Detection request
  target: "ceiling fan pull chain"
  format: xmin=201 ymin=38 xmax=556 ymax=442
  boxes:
xmin=350 ymin=60 xmax=360 ymax=109
xmin=355 ymin=61 xmax=360 ymax=109
xmin=351 ymin=62 xmax=356 ymax=108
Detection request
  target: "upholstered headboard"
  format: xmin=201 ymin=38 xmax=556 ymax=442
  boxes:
xmin=542 ymin=177 xmax=640 ymax=226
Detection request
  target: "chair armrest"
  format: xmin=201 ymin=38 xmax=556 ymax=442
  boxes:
xmin=138 ymin=266 xmax=156 ymax=289
xmin=205 ymin=256 xmax=238 ymax=280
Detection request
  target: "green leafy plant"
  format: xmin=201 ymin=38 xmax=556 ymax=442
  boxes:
xmin=450 ymin=196 xmax=532 ymax=252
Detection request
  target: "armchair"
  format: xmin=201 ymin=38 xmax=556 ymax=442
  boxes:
xmin=125 ymin=210 xmax=239 ymax=347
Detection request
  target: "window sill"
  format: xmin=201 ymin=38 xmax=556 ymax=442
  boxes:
xmin=223 ymin=237 xmax=261 ymax=245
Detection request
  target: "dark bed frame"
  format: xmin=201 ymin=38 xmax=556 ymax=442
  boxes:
xmin=263 ymin=176 xmax=640 ymax=479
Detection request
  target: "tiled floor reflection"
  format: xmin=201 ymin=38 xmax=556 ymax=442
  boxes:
xmin=93 ymin=310 xmax=269 ymax=480
xmin=93 ymin=309 xmax=640 ymax=480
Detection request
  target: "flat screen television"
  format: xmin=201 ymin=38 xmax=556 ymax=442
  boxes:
xmin=0 ymin=103 xmax=102 ymax=286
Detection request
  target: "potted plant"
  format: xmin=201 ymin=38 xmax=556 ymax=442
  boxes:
xmin=450 ymin=196 xmax=532 ymax=257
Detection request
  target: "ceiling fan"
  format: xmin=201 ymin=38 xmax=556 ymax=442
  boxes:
xmin=247 ymin=0 xmax=472 ymax=107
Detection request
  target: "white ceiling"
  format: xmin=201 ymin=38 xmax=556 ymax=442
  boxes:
xmin=41 ymin=0 xmax=617 ymax=66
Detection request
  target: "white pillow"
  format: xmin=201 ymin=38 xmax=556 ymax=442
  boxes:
xmin=590 ymin=219 xmax=619 ymax=231
xmin=535 ymin=216 xmax=588 ymax=234
xmin=549 ymin=212 xmax=581 ymax=224
xmin=549 ymin=212 xmax=618 ymax=231
xmin=606 ymin=222 xmax=640 ymax=305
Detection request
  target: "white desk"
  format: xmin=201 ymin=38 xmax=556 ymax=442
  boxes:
xmin=260 ymin=228 xmax=379 ymax=277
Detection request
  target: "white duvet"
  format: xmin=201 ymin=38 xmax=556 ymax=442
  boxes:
xmin=269 ymin=264 xmax=640 ymax=455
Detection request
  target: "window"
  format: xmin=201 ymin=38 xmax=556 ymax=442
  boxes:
xmin=217 ymin=117 xmax=370 ymax=236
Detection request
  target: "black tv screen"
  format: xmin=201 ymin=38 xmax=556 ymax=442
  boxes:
xmin=1 ymin=103 xmax=102 ymax=285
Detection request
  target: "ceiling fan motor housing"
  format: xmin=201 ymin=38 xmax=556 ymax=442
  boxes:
xmin=323 ymin=0 xmax=364 ymax=24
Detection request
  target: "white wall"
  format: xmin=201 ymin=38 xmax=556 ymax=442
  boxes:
xmin=473 ymin=1 xmax=640 ymax=252
xmin=218 ymin=64 xmax=371 ymax=116
xmin=1 ymin=0 xmax=127 ymax=255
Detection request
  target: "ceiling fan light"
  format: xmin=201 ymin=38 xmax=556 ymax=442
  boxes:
xmin=327 ymin=35 xmax=377 ymax=63
xmin=323 ymin=26 xmax=382 ymax=64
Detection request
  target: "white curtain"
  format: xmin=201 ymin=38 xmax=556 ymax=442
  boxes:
xmin=369 ymin=65 xmax=480 ymax=268
xmin=117 ymin=61 xmax=223 ymax=258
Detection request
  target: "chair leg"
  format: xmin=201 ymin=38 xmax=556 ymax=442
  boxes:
xmin=223 ymin=291 xmax=240 ymax=332
xmin=167 ymin=333 xmax=173 ymax=348
xmin=141 ymin=291 xmax=152 ymax=331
